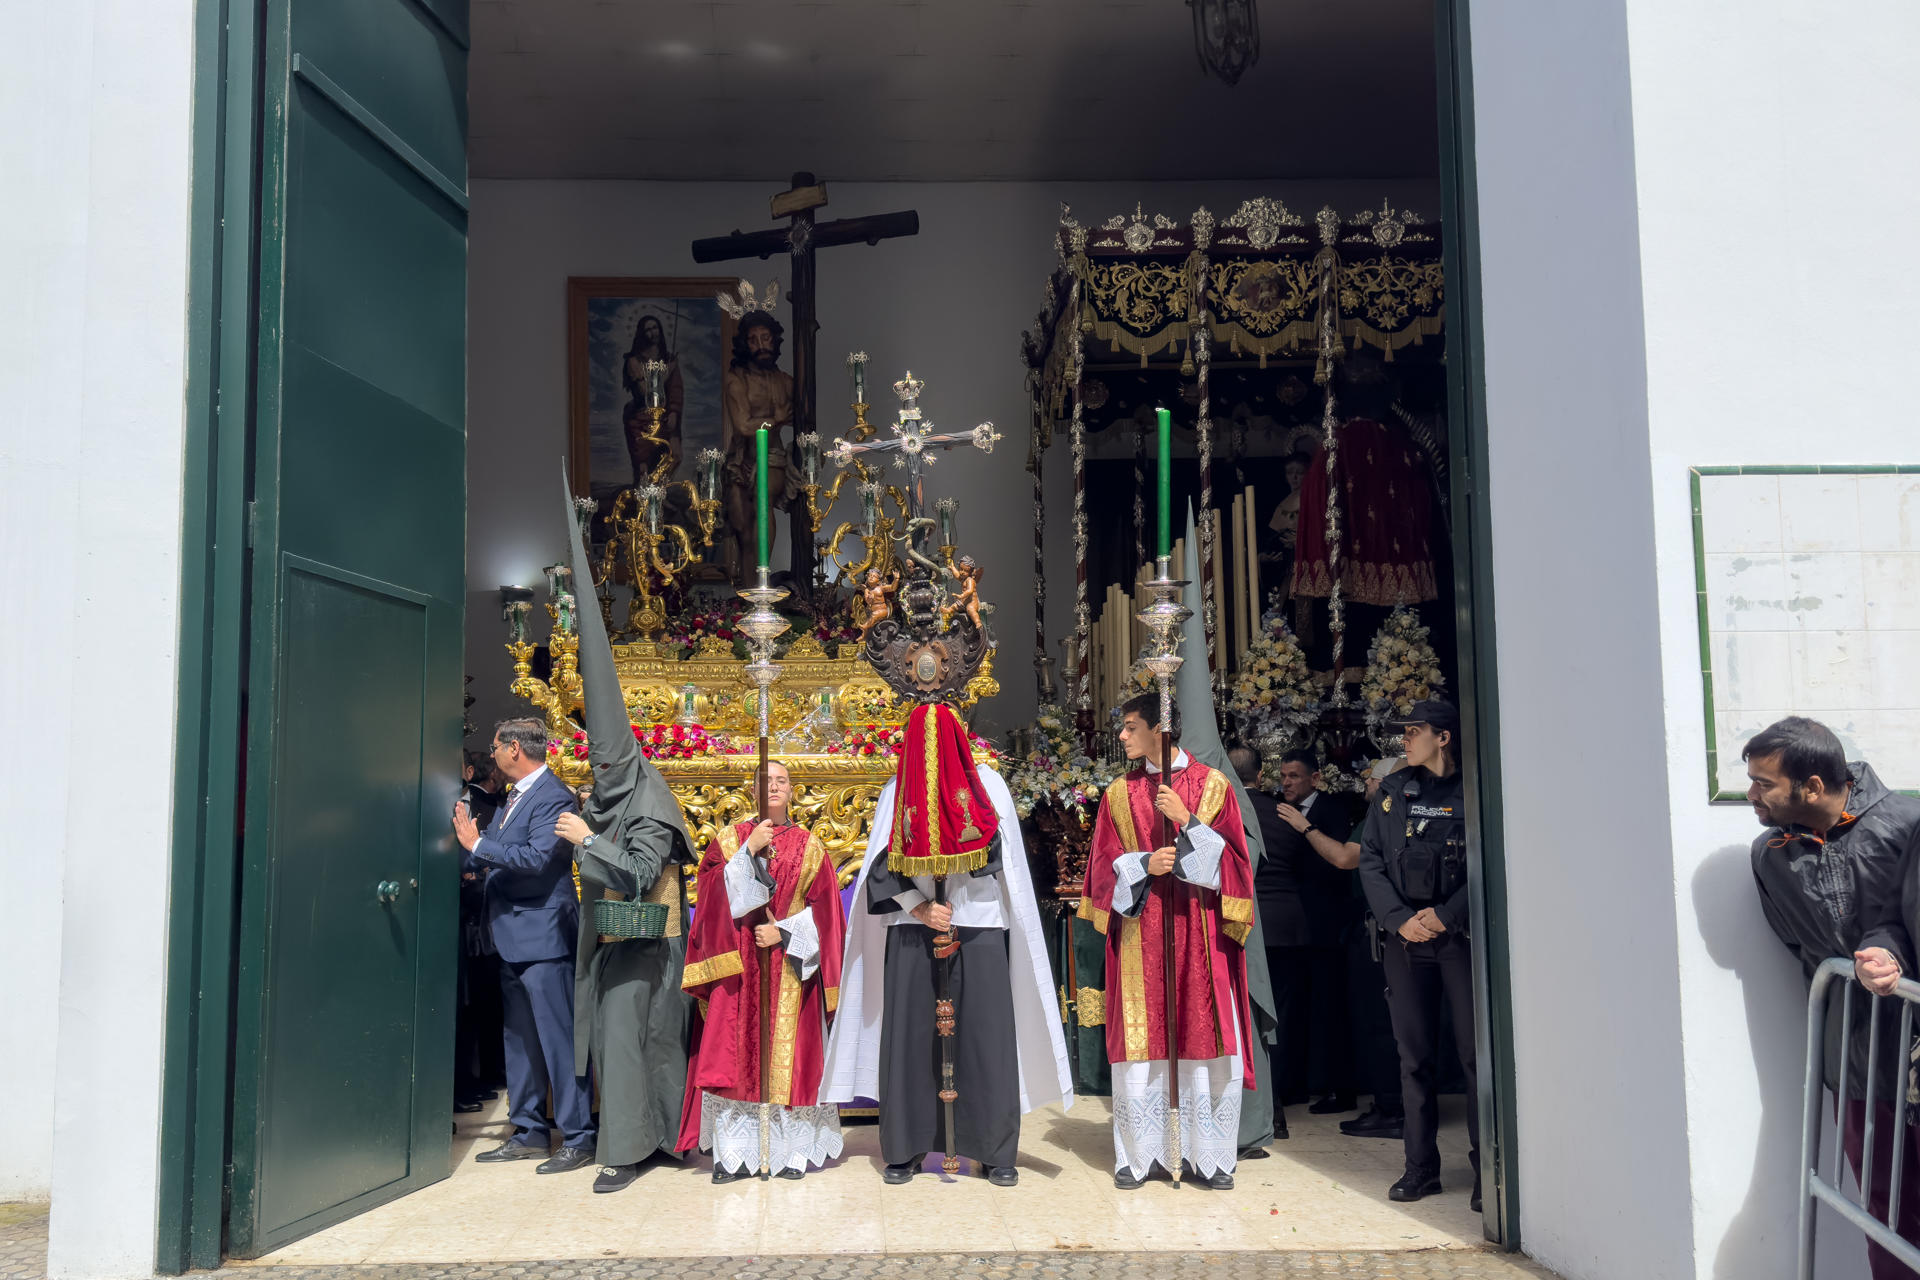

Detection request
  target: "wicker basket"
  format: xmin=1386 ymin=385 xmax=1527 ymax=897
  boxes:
xmin=592 ymin=897 xmax=670 ymax=939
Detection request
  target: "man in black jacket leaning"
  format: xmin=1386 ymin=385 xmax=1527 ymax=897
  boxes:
xmin=1747 ymin=716 xmax=1920 ymax=1279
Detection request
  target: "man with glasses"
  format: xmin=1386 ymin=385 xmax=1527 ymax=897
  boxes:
xmin=452 ymin=718 xmax=597 ymax=1175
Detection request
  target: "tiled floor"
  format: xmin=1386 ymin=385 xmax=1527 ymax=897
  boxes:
xmin=230 ymin=1094 xmax=1488 ymax=1265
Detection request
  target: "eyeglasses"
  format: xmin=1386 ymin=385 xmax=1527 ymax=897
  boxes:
xmin=490 ymin=741 xmax=512 ymax=756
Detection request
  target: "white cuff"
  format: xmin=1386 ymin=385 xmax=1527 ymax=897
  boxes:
xmin=889 ymin=887 xmax=928 ymax=916
xmin=724 ymin=848 xmax=773 ymax=919
xmin=1111 ymin=850 xmax=1152 ymax=916
xmin=778 ymin=909 xmax=821 ymax=981
xmin=1175 ymin=820 xmax=1225 ymax=890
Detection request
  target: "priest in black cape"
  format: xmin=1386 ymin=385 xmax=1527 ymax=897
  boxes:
xmin=553 ymin=463 xmax=697 ymax=1194
xmin=821 ymin=702 xmax=1073 ymax=1184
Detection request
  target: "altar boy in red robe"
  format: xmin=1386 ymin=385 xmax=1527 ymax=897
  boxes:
xmin=678 ymin=760 xmax=847 ymax=1181
xmin=1082 ymin=691 xmax=1257 ymax=1190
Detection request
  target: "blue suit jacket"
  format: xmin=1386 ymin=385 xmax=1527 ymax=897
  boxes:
xmin=468 ymin=768 xmax=580 ymax=964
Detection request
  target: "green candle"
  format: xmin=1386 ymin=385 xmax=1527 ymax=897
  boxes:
xmin=755 ymin=424 xmax=771 ymax=570
xmin=1155 ymin=406 xmax=1171 ymax=560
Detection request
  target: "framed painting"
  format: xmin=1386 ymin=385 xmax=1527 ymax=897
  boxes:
xmin=566 ymin=276 xmax=738 ymax=510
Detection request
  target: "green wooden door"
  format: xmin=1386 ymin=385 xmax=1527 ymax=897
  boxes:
xmin=227 ymin=0 xmax=469 ymax=1257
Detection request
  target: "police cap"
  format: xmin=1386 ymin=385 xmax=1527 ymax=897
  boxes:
xmin=1388 ymin=698 xmax=1461 ymax=737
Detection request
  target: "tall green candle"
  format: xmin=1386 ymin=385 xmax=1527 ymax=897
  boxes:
xmin=755 ymin=424 xmax=771 ymax=570
xmin=1155 ymin=406 xmax=1171 ymax=560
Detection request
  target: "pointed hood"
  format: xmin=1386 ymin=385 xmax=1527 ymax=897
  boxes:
xmin=562 ymin=462 xmax=692 ymax=854
xmin=1178 ymin=508 xmax=1278 ymax=1149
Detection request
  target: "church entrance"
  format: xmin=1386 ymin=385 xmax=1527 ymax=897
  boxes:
xmin=161 ymin=0 xmax=1514 ymax=1268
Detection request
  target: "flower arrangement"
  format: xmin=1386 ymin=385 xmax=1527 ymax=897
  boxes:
xmin=1314 ymin=755 xmax=1367 ymax=795
xmin=828 ymin=723 xmax=906 ymax=758
xmin=660 ymin=600 xmax=745 ymax=658
xmin=1226 ymin=617 xmax=1320 ymax=751
xmin=633 ymin=722 xmax=746 ymax=760
xmin=660 ymin=592 xmax=865 ymax=659
xmin=550 ymin=732 xmax=590 ymax=764
xmin=824 ymin=721 xmax=999 ymax=764
xmin=1004 ymin=703 xmax=1122 ymax=818
xmin=1360 ymin=605 xmax=1444 ymax=731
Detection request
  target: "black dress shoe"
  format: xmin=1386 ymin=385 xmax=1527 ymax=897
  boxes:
xmin=986 ymin=1165 xmax=1018 ymax=1187
xmin=1471 ymin=1173 xmax=1483 ymax=1213
xmin=1389 ymin=1170 xmax=1443 ymax=1202
xmin=777 ymin=1166 xmax=805 ymax=1180
xmin=1273 ymin=1119 xmax=1291 ymax=1141
xmin=593 ymin=1164 xmax=639 ymax=1194
xmin=1207 ymin=1170 xmax=1234 ymax=1190
xmin=1114 ymin=1168 xmax=1144 ymax=1189
xmin=475 ymin=1139 xmax=548 ymax=1163
xmin=536 ymin=1145 xmax=596 ymax=1174
xmin=1309 ymin=1093 xmax=1357 ymax=1115
xmin=1237 ymin=1145 xmax=1271 ymax=1160
xmin=1340 ymin=1107 xmax=1405 ymax=1139
xmin=712 ymin=1164 xmax=750 ymax=1184
xmin=881 ymin=1159 xmax=920 ymax=1185
xmin=453 ymin=1100 xmax=484 ymax=1114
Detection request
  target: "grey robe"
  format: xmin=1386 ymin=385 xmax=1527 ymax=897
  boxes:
xmin=561 ymin=460 xmax=699 ymax=1166
xmin=572 ymin=819 xmax=692 ymax=1166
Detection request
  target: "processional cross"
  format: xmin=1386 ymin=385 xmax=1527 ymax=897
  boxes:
xmin=692 ymin=171 xmax=918 ymax=590
xmin=826 ymin=372 xmax=1003 ymax=575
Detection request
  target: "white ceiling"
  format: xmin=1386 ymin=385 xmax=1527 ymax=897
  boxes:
xmin=469 ymin=0 xmax=1440 ymax=181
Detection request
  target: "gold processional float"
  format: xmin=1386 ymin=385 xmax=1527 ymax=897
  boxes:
xmin=504 ymin=362 xmax=1003 ymax=890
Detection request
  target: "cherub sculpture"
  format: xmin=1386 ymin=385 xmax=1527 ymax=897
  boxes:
xmin=857 ymin=567 xmax=902 ymax=641
xmin=940 ymin=555 xmax=984 ymax=632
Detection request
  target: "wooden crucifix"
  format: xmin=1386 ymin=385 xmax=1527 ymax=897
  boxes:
xmin=692 ymin=171 xmax=918 ymax=592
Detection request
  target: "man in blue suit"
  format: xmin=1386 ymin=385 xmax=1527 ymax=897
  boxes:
xmin=453 ymin=717 xmax=597 ymax=1173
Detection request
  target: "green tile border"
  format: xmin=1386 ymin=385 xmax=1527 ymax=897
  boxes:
xmin=1689 ymin=464 xmax=1920 ymax=803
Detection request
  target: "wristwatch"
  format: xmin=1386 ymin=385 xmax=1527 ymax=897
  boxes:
xmin=580 ymin=832 xmax=598 ymax=848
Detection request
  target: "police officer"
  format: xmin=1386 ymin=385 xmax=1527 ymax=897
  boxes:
xmin=1354 ymin=698 xmax=1479 ymax=1212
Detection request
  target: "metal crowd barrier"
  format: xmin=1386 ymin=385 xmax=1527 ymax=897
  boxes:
xmin=1799 ymin=956 xmax=1920 ymax=1278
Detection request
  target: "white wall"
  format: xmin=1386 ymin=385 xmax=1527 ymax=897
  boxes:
xmin=466 ymin=177 xmax=1439 ymax=743
xmin=1466 ymin=3 xmax=1698 ymax=1277
xmin=1626 ymin=3 xmax=1920 ymax=1278
xmin=0 ymin=1 xmax=195 ymax=1276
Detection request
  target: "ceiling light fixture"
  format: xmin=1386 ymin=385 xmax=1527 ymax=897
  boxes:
xmin=1187 ymin=0 xmax=1260 ymax=86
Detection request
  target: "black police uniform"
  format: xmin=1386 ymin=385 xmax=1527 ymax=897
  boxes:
xmin=1356 ymin=762 xmax=1478 ymax=1196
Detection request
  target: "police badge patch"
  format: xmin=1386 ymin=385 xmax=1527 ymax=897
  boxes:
xmin=1382 ymin=796 xmax=1393 ymax=813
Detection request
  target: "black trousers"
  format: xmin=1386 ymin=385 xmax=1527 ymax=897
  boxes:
xmin=1381 ymin=931 xmax=1478 ymax=1176
xmin=879 ymin=924 xmax=1021 ymax=1169
xmin=1266 ymin=944 xmax=1354 ymax=1105
xmin=1346 ymin=928 xmax=1402 ymax=1111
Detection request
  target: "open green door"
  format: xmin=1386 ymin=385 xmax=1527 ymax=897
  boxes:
xmin=226 ymin=0 xmax=469 ymax=1258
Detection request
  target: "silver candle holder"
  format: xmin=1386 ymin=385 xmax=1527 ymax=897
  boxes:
xmin=736 ymin=566 xmax=791 ymax=739
xmin=1135 ymin=554 xmax=1194 ymax=729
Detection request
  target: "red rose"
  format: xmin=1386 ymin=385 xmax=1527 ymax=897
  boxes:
xmin=572 ymin=731 xmax=585 ymax=742
xmin=718 ymin=627 xmax=734 ymax=640
xmin=862 ymin=744 xmax=875 ymax=755
xmin=865 ymin=724 xmax=877 ymax=732
xmin=573 ymin=745 xmax=587 ymax=759
xmin=671 ymin=725 xmax=685 ymax=743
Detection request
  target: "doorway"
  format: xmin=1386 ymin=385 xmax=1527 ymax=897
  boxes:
xmin=160 ymin=0 xmax=1514 ymax=1267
